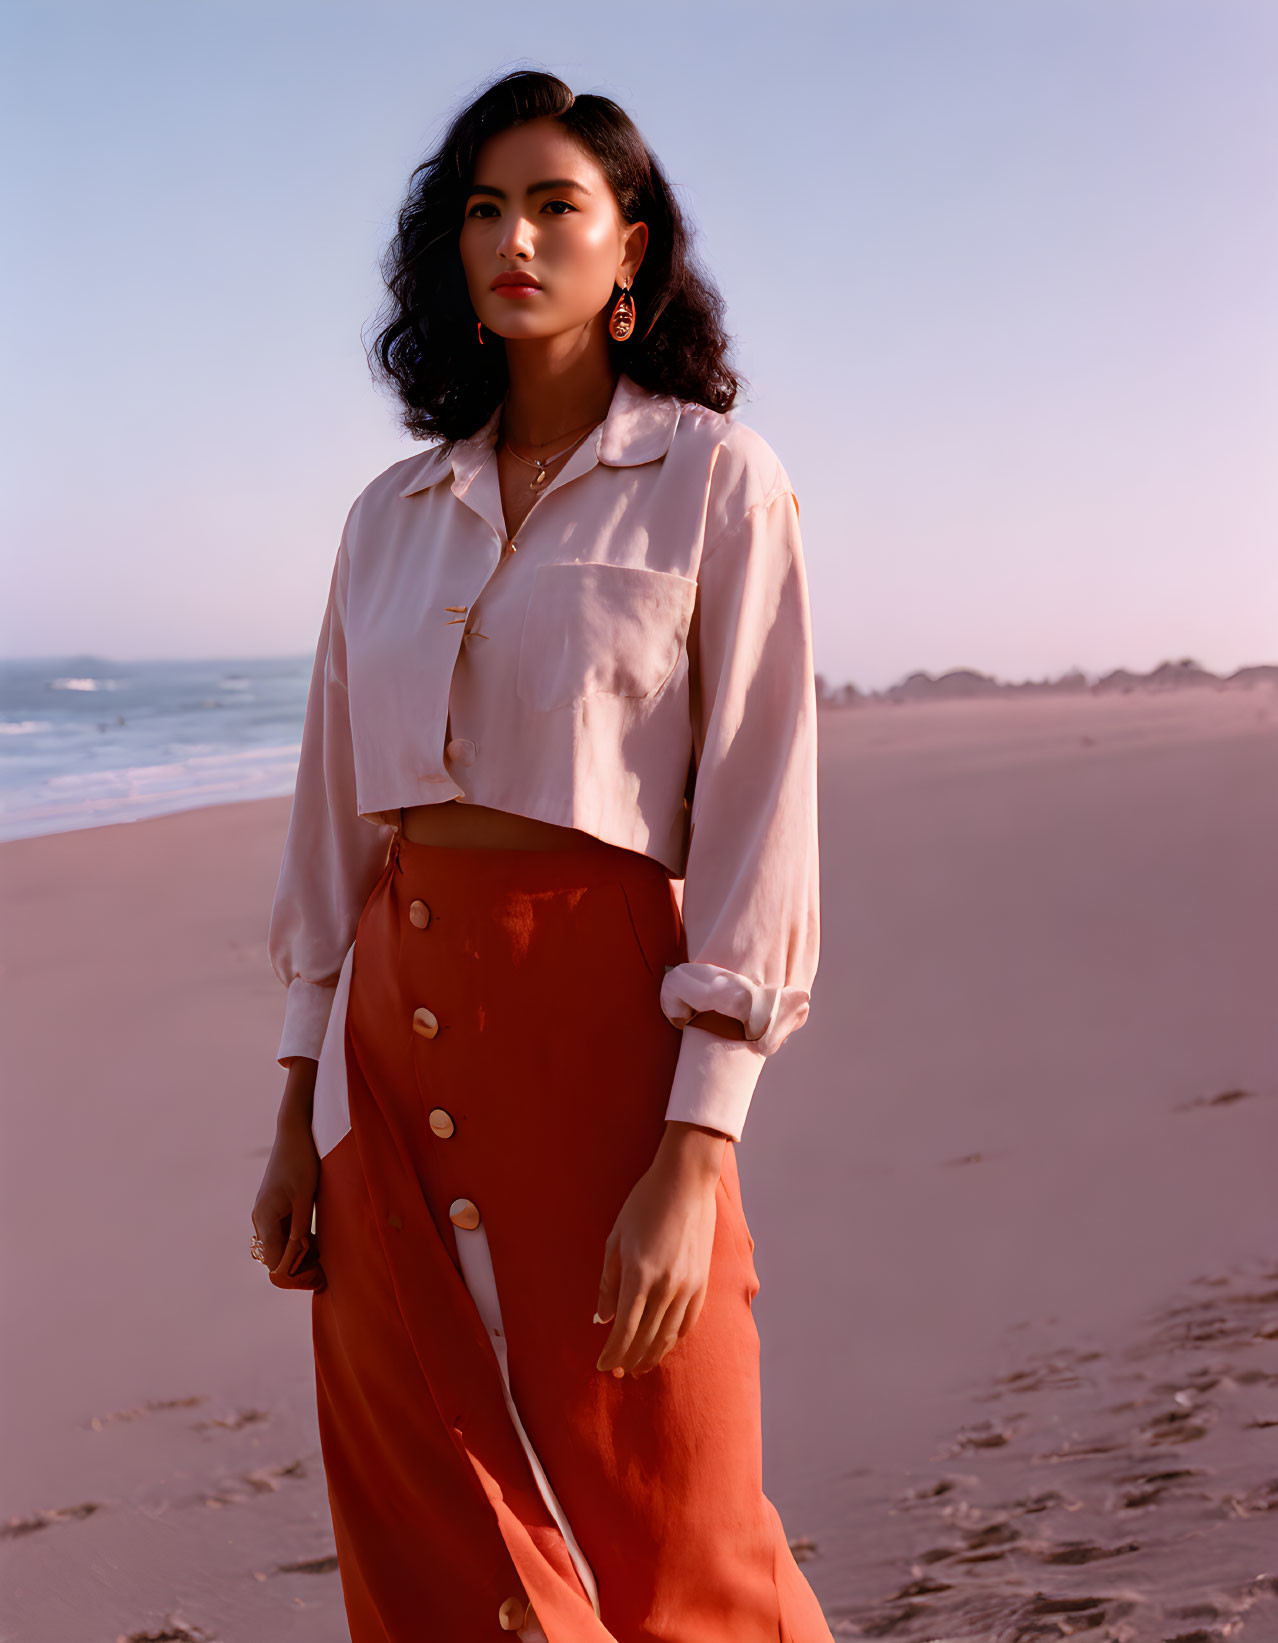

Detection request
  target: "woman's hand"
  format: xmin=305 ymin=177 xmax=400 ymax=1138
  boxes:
xmin=252 ymin=1064 xmax=327 ymax=1292
xmin=593 ymin=1122 xmax=728 ymax=1378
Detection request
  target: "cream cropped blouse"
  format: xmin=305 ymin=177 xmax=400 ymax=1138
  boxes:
xmin=267 ymin=371 xmax=820 ymax=1147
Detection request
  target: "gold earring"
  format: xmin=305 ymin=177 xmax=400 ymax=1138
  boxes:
xmin=608 ymin=279 xmax=636 ymax=342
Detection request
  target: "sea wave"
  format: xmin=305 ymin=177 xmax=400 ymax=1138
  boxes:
xmin=0 ymin=743 xmax=303 ymax=842
xmin=0 ymin=656 xmax=312 ymax=842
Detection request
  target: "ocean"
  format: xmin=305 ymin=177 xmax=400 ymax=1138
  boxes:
xmin=0 ymin=656 xmax=312 ymax=843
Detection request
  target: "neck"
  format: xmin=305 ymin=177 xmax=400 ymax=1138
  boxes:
xmin=500 ymin=334 xmax=620 ymax=449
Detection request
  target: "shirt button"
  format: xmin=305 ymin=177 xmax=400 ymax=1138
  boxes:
xmin=412 ymin=1005 xmax=439 ymax=1039
xmin=428 ymin=1107 xmax=455 ymax=1138
xmin=449 ymin=1197 xmax=481 ymax=1230
xmin=408 ymin=898 xmax=431 ymax=929
xmin=497 ymin=1596 xmax=528 ymax=1630
xmin=444 ymin=737 xmax=477 ymax=765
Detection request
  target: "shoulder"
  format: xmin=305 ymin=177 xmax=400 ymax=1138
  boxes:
xmin=668 ymin=396 xmax=794 ymax=544
xmin=351 ymin=448 xmax=441 ymax=519
xmin=333 ymin=447 xmax=446 ymax=561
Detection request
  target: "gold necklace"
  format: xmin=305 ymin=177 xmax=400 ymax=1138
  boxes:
xmin=501 ymin=422 xmax=600 ymax=490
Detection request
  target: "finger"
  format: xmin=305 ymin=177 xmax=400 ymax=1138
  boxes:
xmin=254 ymin=1212 xmax=288 ymax=1275
xmin=632 ymin=1287 xmax=693 ymax=1376
xmin=278 ymin=1254 xmax=322 ymax=1288
xmin=596 ymin=1263 xmax=649 ymax=1375
xmin=622 ymin=1279 xmax=678 ymax=1375
xmin=281 ymin=1200 xmax=315 ymax=1277
xmin=594 ymin=1236 xmax=621 ymax=1327
xmin=680 ymin=1282 xmax=707 ymax=1340
xmin=291 ymin=1237 xmax=322 ymax=1277
xmin=270 ymin=1257 xmax=326 ymax=1292
xmin=271 ymin=1238 xmax=304 ymax=1279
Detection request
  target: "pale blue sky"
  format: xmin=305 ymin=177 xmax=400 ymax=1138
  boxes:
xmin=3 ymin=0 xmax=1274 ymax=693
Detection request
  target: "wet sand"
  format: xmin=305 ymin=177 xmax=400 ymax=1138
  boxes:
xmin=2 ymin=685 xmax=1275 ymax=1641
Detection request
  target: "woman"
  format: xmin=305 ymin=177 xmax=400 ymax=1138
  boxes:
xmin=251 ymin=68 xmax=827 ymax=1643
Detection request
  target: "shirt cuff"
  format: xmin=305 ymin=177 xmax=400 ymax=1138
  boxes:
xmin=277 ymin=977 xmax=339 ymax=1066
xmin=662 ymin=1024 xmax=767 ymax=1143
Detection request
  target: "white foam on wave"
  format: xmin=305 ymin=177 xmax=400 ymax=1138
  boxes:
xmin=48 ymin=677 xmax=119 ymax=692
xmin=0 ymin=720 xmax=53 ymax=735
xmin=0 ymin=742 xmax=304 ymax=842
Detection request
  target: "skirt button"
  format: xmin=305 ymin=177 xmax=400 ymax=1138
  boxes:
xmin=428 ymin=1107 xmax=455 ymax=1138
xmin=412 ymin=1005 xmax=439 ymax=1038
xmin=449 ymin=1197 xmax=481 ymax=1230
xmin=497 ymin=1596 xmax=527 ymax=1630
xmin=408 ymin=898 xmax=432 ymax=928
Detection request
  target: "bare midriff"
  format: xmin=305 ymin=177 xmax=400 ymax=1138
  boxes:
xmin=399 ymin=798 xmax=615 ymax=853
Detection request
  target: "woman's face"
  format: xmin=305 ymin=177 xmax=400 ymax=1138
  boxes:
xmin=459 ymin=116 xmax=647 ymax=346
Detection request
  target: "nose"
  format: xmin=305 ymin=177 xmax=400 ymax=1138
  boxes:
xmin=495 ymin=214 xmax=536 ymax=263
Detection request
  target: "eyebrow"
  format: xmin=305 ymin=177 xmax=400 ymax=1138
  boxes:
xmin=466 ymin=178 xmax=592 ymax=200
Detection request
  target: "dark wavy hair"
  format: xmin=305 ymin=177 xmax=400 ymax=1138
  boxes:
xmin=365 ymin=68 xmax=744 ymax=446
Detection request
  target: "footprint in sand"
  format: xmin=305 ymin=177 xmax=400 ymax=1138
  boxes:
xmin=822 ymin=1260 xmax=1278 ymax=1641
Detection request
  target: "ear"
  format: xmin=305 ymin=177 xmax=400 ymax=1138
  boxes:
xmin=623 ymin=219 xmax=649 ymax=284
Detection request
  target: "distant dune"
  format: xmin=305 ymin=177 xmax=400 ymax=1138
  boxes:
xmin=818 ymin=656 xmax=1278 ymax=706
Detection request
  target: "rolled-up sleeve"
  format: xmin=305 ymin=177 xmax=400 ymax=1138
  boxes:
xmin=267 ymin=501 xmax=395 ymax=1066
xmin=660 ymin=486 xmax=821 ymax=1142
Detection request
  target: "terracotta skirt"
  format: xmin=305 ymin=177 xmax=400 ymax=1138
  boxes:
xmin=311 ymin=824 xmax=834 ymax=1643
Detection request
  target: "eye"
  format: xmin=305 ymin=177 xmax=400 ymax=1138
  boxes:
xmin=465 ymin=200 xmax=576 ymax=218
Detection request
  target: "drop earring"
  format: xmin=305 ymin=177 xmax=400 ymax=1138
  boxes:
xmin=477 ymin=319 xmax=485 ymax=346
xmin=608 ymin=279 xmax=636 ymax=342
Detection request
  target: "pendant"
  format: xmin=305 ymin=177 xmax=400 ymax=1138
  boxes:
xmin=531 ymin=468 xmax=548 ymax=489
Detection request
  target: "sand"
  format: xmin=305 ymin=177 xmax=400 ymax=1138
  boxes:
xmin=1 ymin=685 xmax=1275 ymax=1643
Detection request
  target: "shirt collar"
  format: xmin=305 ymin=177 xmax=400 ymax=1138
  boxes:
xmin=397 ymin=371 xmax=681 ymax=498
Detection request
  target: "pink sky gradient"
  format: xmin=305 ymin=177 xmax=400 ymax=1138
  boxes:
xmin=3 ymin=1 xmax=1275 ymax=694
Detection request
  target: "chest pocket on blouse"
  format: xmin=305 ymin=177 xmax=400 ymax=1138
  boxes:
xmin=516 ymin=561 xmax=699 ymax=713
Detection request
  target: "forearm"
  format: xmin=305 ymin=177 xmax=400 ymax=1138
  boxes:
xmin=656 ymin=1118 xmax=729 ymax=1184
xmin=277 ymin=1058 xmax=318 ymax=1132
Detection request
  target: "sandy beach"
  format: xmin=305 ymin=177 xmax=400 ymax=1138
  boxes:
xmin=2 ymin=685 xmax=1276 ymax=1643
